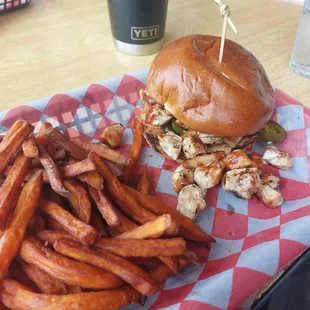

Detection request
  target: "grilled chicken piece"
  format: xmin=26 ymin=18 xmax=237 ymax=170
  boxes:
xmin=248 ymin=154 xmax=264 ymax=174
xmin=223 ymin=150 xmax=252 ymax=170
xmin=261 ymin=175 xmax=280 ymax=189
xmin=177 ymin=152 xmax=225 ymax=169
xmin=262 ymin=145 xmax=293 ymax=170
xmin=177 ymin=185 xmax=207 ymax=220
xmin=223 ymin=136 xmax=243 ymax=148
xmin=145 ymin=105 xmax=173 ymax=126
xmin=236 ymin=135 xmax=257 ymax=149
xmin=194 ymin=161 xmax=225 ymax=190
xmin=206 ymin=143 xmax=232 ymax=155
xmin=99 ymin=124 xmax=124 ymax=149
xmin=158 ymin=131 xmax=182 ymax=160
xmin=222 ymin=168 xmax=262 ymax=199
xmin=182 ymin=135 xmax=206 ymax=159
xmin=198 ymin=133 xmax=223 ymax=145
xmin=170 ymin=165 xmax=194 ymax=193
xmin=257 ymin=184 xmax=283 ymax=208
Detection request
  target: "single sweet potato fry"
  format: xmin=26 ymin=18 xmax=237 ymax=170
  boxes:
xmin=71 ymin=138 xmax=129 ymax=165
xmin=40 ymin=199 xmax=98 ymax=244
xmin=62 ymin=158 xmax=96 ymax=179
xmin=123 ymin=119 xmax=143 ymax=184
xmin=137 ymin=166 xmax=151 ymax=195
xmin=20 ymin=260 xmax=67 ymax=295
xmin=0 ymin=170 xmax=43 ymax=281
xmin=43 ymin=127 xmax=87 ymax=160
xmin=35 ymin=122 xmax=52 ymax=144
xmin=64 ymin=179 xmax=91 ymax=224
xmin=39 ymin=151 xmax=70 ymax=198
xmin=77 ymin=171 xmax=104 ymax=190
xmin=37 ymin=230 xmax=78 ymax=245
xmin=150 ymin=257 xmax=188 ymax=283
xmin=0 ymin=153 xmax=30 ymax=226
xmin=19 ymin=236 xmax=124 ymax=290
xmin=54 ymin=238 xmax=158 ymax=296
xmin=0 ymin=120 xmax=24 ymax=144
xmin=125 ymin=186 xmax=216 ymax=243
xmin=0 ymin=279 xmax=139 ymax=310
xmin=89 ymin=187 xmax=119 ymax=227
xmin=28 ymin=215 xmax=45 ymax=235
xmin=95 ymin=238 xmax=186 ymax=257
xmin=116 ymin=214 xmax=172 ymax=239
xmin=66 ymin=285 xmax=82 ymax=294
xmin=90 ymin=211 xmax=108 ymax=237
xmin=0 ymin=120 xmax=34 ymax=174
xmin=22 ymin=137 xmax=39 ymax=158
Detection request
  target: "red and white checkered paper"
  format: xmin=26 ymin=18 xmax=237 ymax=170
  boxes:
xmin=1 ymin=69 xmax=309 ymax=310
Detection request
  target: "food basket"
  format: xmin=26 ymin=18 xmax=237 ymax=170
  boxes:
xmin=0 ymin=0 xmax=31 ymax=13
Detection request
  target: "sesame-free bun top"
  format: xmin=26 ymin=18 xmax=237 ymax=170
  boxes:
xmin=145 ymin=35 xmax=276 ymax=136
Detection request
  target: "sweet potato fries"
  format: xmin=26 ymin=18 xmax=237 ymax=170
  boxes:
xmin=0 ymin=119 xmax=215 ymax=310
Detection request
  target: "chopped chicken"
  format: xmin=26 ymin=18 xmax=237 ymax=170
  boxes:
xmin=182 ymin=135 xmax=206 ymax=159
xmin=261 ymin=175 xmax=280 ymax=189
xmin=145 ymin=105 xmax=173 ymax=126
xmin=206 ymin=143 xmax=232 ymax=155
xmin=177 ymin=185 xmax=207 ymax=220
xmin=248 ymin=154 xmax=264 ymax=174
xmin=158 ymin=132 xmax=182 ymax=160
xmin=177 ymin=153 xmax=225 ymax=169
xmin=222 ymin=168 xmax=262 ymax=199
xmin=194 ymin=161 xmax=225 ymax=189
xmin=236 ymin=135 xmax=257 ymax=149
xmin=257 ymin=184 xmax=283 ymax=208
xmin=170 ymin=165 xmax=194 ymax=192
xmin=223 ymin=136 xmax=243 ymax=148
xmin=223 ymin=150 xmax=252 ymax=170
xmin=262 ymin=145 xmax=293 ymax=170
xmin=99 ymin=124 xmax=124 ymax=149
xmin=198 ymin=133 xmax=223 ymax=145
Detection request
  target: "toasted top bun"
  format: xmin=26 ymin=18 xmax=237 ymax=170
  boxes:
xmin=145 ymin=35 xmax=276 ymax=136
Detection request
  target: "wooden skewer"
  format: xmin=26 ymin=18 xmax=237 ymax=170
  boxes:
xmin=214 ymin=0 xmax=237 ymax=63
xmin=219 ymin=12 xmax=229 ymax=63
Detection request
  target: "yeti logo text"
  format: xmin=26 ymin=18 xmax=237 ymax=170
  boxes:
xmin=131 ymin=26 xmax=159 ymax=40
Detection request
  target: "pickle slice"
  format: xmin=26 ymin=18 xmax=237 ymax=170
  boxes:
xmin=258 ymin=120 xmax=287 ymax=144
xmin=171 ymin=119 xmax=187 ymax=135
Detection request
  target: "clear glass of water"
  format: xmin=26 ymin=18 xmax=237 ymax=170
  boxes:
xmin=289 ymin=0 xmax=310 ymax=79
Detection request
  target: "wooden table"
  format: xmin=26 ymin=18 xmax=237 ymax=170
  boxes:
xmin=0 ymin=0 xmax=309 ymax=110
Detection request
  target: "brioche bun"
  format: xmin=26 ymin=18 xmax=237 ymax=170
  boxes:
xmin=145 ymin=35 xmax=275 ymax=136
